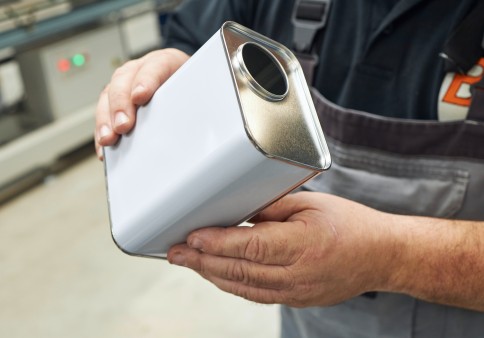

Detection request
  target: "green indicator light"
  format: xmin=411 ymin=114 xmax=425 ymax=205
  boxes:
xmin=72 ymin=54 xmax=86 ymax=67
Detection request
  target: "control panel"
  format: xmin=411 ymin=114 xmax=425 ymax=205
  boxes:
xmin=17 ymin=24 xmax=126 ymax=122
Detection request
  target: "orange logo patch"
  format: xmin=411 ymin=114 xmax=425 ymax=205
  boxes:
xmin=443 ymin=58 xmax=484 ymax=107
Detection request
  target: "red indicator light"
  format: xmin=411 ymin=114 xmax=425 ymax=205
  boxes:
xmin=57 ymin=59 xmax=71 ymax=73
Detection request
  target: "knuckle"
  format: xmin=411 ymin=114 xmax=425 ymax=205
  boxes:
xmin=232 ymin=285 xmax=253 ymax=302
xmin=226 ymin=261 xmax=265 ymax=288
xmin=280 ymin=287 xmax=305 ymax=307
xmin=107 ymin=91 xmax=131 ymax=111
xmin=276 ymin=270 xmax=301 ymax=306
xmin=282 ymin=267 xmax=297 ymax=291
xmin=227 ymin=261 xmax=248 ymax=284
xmin=291 ymin=287 xmax=313 ymax=308
xmin=243 ymin=235 xmax=267 ymax=262
xmin=196 ymin=255 xmax=208 ymax=276
xmin=235 ymin=287 xmax=278 ymax=305
xmin=109 ymin=90 xmax=127 ymax=103
xmin=143 ymin=50 xmax=164 ymax=61
xmin=111 ymin=60 xmax=137 ymax=79
xmin=111 ymin=66 xmax=126 ymax=80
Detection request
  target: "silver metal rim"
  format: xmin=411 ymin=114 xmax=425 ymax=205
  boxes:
xmin=236 ymin=42 xmax=289 ymax=102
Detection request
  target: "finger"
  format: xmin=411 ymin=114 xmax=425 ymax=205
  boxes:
xmin=168 ymin=248 xmax=285 ymax=304
xmin=94 ymin=136 xmax=104 ymax=160
xmin=168 ymin=245 xmax=295 ymax=291
xmin=208 ymin=276 xmax=284 ymax=304
xmin=249 ymin=192 xmax=316 ymax=224
xmin=95 ymin=85 xmax=119 ymax=149
xmin=131 ymin=49 xmax=190 ymax=105
xmin=186 ymin=222 xmax=307 ymax=265
xmin=107 ymin=60 xmax=142 ymax=134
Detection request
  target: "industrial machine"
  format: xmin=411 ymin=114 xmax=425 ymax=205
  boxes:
xmin=0 ymin=0 xmax=180 ymax=200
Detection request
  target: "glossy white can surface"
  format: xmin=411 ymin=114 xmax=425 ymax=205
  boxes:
xmin=104 ymin=22 xmax=330 ymax=258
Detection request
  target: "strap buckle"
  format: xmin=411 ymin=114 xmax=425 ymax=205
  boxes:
xmin=291 ymin=0 xmax=331 ymax=53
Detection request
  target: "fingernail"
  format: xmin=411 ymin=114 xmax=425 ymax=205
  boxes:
xmin=170 ymin=253 xmax=186 ymax=266
xmin=114 ymin=112 xmax=129 ymax=128
xmin=132 ymin=84 xmax=146 ymax=96
xmin=189 ymin=237 xmax=203 ymax=250
xmin=99 ymin=125 xmax=111 ymax=141
xmin=95 ymin=145 xmax=104 ymax=160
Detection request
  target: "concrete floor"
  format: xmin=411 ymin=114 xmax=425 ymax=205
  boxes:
xmin=0 ymin=153 xmax=280 ymax=338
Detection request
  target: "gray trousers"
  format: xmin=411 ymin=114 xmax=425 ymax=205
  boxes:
xmin=281 ymin=293 xmax=484 ymax=338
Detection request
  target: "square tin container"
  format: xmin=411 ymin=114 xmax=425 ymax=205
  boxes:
xmin=103 ymin=21 xmax=331 ymax=259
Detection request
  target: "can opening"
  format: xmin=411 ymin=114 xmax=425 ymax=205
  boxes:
xmin=238 ymin=43 xmax=288 ymax=101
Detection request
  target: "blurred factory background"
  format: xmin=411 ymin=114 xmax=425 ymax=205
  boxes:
xmin=0 ymin=1 xmax=279 ymax=337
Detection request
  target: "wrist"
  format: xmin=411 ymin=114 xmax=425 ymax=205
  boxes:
xmin=374 ymin=214 xmax=463 ymax=300
xmin=364 ymin=211 xmax=409 ymax=294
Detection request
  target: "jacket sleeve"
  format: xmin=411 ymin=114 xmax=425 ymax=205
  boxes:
xmin=162 ymin=0 xmax=256 ymax=55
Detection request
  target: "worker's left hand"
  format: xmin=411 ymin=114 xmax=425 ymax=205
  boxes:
xmin=167 ymin=191 xmax=397 ymax=307
xmin=94 ymin=48 xmax=189 ymax=159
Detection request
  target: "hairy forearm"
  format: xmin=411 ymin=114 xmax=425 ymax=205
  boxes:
xmin=383 ymin=215 xmax=484 ymax=311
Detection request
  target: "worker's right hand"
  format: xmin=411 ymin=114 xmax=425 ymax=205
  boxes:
xmin=94 ymin=48 xmax=190 ymax=160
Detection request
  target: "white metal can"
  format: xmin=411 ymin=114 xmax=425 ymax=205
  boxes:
xmin=103 ymin=22 xmax=331 ymax=259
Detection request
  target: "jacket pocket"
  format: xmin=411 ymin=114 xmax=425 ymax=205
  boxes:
xmin=303 ymin=141 xmax=469 ymax=218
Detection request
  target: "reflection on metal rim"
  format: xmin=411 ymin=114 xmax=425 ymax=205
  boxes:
xmin=235 ymin=42 xmax=289 ymax=102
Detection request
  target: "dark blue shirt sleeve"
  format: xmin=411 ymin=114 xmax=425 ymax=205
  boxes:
xmin=162 ymin=0 xmax=255 ymax=55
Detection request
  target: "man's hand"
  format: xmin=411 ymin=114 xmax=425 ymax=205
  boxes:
xmin=168 ymin=191 xmax=484 ymax=311
xmin=94 ymin=48 xmax=189 ymax=159
xmin=167 ymin=192 xmax=397 ymax=307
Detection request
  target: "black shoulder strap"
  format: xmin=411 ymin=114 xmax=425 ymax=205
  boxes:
xmin=440 ymin=0 xmax=484 ymax=74
xmin=291 ymin=0 xmax=331 ymax=54
xmin=292 ymin=0 xmax=331 ymax=85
